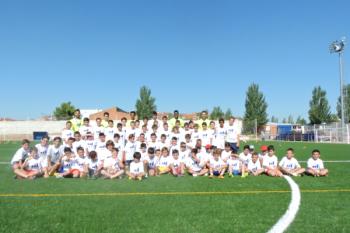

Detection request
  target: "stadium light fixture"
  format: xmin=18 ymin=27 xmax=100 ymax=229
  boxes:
xmin=330 ymin=37 xmax=346 ymax=128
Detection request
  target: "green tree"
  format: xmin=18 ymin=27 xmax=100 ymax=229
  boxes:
xmin=308 ymin=86 xmax=332 ymax=124
xmin=282 ymin=118 xmax=288 ymax=124
xmin=336 ymin=84 xmax=350 ymax=123
xmin=270 ymin=116 xmax=279 ymax=123
xmin=224 ymin=108 xmax=233 ymax=120
xmin=210 ymin=106 xmax=224 ymax=120
xmin=53 ymin=102 xmax=76 ymax=120
xmin=135 ymin=86 xmax=157 ymax=120
xmin=243 ymin=83 xmax=268 ymax=133
xmin=287 ymin=115 xmax=294 ymax=124
xmin=295 ymin=116 xmax=307 ymax=125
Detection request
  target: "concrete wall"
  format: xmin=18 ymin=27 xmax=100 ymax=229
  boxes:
xmin=0 ymin=121 xmax=66 ymax=141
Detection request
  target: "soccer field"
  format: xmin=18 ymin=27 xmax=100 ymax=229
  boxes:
xmin=0 ymin=141 xmax=349 ymax=233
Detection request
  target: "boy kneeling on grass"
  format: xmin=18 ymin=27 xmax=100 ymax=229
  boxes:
xmin=279 ymin=148 xmax=305 ymax=177
xmin=15 ymin=147 xmax=43 ymax=179
xmin=209 ymin=148 xmax=226 ymax=179
xmin=126 ymin=152 xmax=145 ymax=181
xmin=306 ymin=149 xmax=329 ymax=177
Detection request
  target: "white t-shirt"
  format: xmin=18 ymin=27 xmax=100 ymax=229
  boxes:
xmin=209 ymin=158 xmax=225 ymax=170
xmin=25 ymin=158 xmax=42 ymax=171
xmin=158 ymin=156 xmax=171 ymax=167
xmin=93 ymin=125 xmax=105 ymax=139
xmin=10 ymin=147 xmax=30 ymax=165
xmin=307 ymin=158 xmax=324 ymax=170
xmin=62 ymin=129 xmax=74 ymax=141
xmin=47 ymin=145 xmax=64 ymax=164
xmin=79 ymin=125 xmax=93 ymax=137
xmin=227 ymin=158 xmax=241 ymax=171
xmin=247 ymin=159 xmax=262 ymax=172
xmin=185 ymin=157 xmax=202 ymax=172
xmin=103 ymin=157 xmax=121 ymax=170
xmin=36 ymin=144 xmax=49 ymax=167
xmin=130 ymin=161 xmax=144 ymax=174
xmin=123 ymin=141 xmax=137 ymax=161
xmin=71 ymin=156 xmax=87 ymax=171
xmin=239 ymin=153 xmax=252 ymax=166
xmin=263 ymin=155 xmax=278 ymax=169
xmin=226 ymin=125 xmax=239 ymax=143
xmin=200 ymin=130 xmax=212 ymax=146
xmin=87 ymin=158 xmax=99 ymax=171
xmin=221 ymin=150 xmax=231 ymax=162
xmin=179 ymin=150 xmax=190 ymax=162
xmin=145 ymin=155 xmax=159 ymax=169
xmin=105 ymin=127 xmax=117 ymax=140
xmin=169 ymin=157 xmax=182 ymax=168
xmin=279 ymin=156 xmax=301 ymax=170
xmin=73 ymin=140 xmax=86 ymax=154
xmin=61 ymin=156 xmax=73 ymax=172
xmin=84 ymin=139 xmax=97 ymax=153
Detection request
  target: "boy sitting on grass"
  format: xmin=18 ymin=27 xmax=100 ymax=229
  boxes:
xmin=127 ymin=152 xmax=145 ymax=180
xmin=306 ymin=149 xmax=329 ymax=177
xmin=209 ymin=148 xmax=226 ymax=179
xmin=227 ymin=149 xmax=246 ymax=177
xmin=247 ymin=152 xmax=264 ymax=176
xmin=169 ymin=149 xmax=185 ymax=177
xmin=101 ymin=148 xmax=125 ymax=179
xmin=15 ymin=147 xmax=43 ymax=179
xmin=263 ymin=145 xmax=283 ymax=177
xmin=279 ymin=148 xmax=305 ymax=177
xmin=11 ymin=139 xmax=30 ymax=173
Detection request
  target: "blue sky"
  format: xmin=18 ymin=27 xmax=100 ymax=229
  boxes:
xmin=0 ymin=0 xmax=349 ymax=120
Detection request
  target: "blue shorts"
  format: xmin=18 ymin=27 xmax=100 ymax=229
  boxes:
xmin=232 ymin=170 xmax=241 ymax=176
xmin=213 ymin=171 xmax=220 ymax=176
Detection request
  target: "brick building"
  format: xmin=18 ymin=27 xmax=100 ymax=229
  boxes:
xmin=89 ymin=107 xmax=131 ymax=121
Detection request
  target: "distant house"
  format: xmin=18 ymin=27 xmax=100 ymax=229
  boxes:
xmin=89 ymin=107 xmax=130 ymax=120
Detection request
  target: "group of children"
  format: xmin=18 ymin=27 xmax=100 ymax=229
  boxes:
xmin=10 ymin=109 xmax=329 ymax=180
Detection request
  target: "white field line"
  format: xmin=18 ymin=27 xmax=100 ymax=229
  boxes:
xmin=267 ymin=175 xmax=301 ymax=233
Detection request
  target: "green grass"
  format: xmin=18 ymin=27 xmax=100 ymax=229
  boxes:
xmin=0 ymin=141 xmax=349 ymax=233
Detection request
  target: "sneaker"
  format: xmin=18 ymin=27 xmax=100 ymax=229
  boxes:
xmin=204 ymin=173 xmax=208 ymax=177
xmin=137 ymin=177 xmax=142 ymax=181
xmin=209 ymin=175 xmax=214 ymax=179
xmin=218 ymin=175 xmax=224 ymax=179
xmin=128 ymin=177 xmax=132 ymax=180
xmin=193 ymin=174 xmax=198 ymax=177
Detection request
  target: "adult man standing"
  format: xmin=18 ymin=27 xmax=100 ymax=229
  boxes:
xmin=196 ymin=110 xmax=211 ymax=130
xmin=71 ymin=109 xmax=83 ymax=132
xmin=169 ymin=110 xmax=184 ymax=128
xmin=226 ymin=116 xmax=240 ymax=151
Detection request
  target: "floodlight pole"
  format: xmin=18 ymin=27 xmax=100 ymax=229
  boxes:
xmin=339 ymin=51 xmax=345 ymax=129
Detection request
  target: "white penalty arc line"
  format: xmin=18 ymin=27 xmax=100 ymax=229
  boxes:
xmin=267 ymin=175 xmax=301 ymax=233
